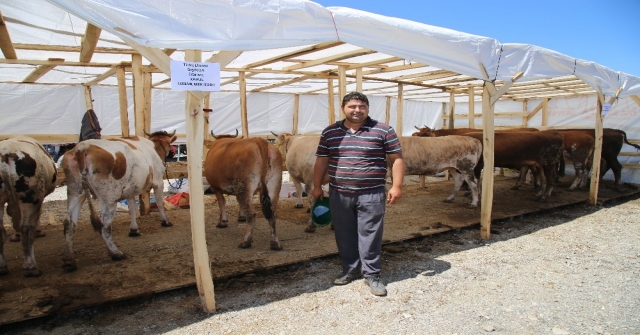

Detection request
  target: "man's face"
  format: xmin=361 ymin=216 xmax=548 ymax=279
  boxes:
xmin=342 ymin=99 xmax=369 ymax=124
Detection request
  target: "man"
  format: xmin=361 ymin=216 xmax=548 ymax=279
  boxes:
xmin=312 ymin=92 xmax=405 ymax=297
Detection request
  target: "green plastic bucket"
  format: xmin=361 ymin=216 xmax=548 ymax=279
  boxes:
xmin=311 ymin=197 xmax=332 ymax=227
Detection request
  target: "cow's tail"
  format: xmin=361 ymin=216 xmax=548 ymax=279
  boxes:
xmin=72 ymin=148 xmax=103 ymax=231
xmin=259 ymin=139 xmax=278 ymax=221
xmin=260 ymin=190 xmax=274 ymax=221
xmin=84 ymin=187 xmax=102 ymax=231
xmin=620 ymin=129 xmax=640 ymax=151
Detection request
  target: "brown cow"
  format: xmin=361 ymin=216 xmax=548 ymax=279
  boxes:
xmin=463 ymin=130 xmax=564 ymax=200
xmin=204 ymin=131 xmax=284 ymax=250
xmin=398 ymin=136 xmax=483 ymax=207
xmin=0 ymin=136 xmax=57 ymax=277
xmin=272 ymin=132 xmax=329 ymax=233
xmin=411 ymin=126 xmax=539 ymax=137
xmin=61 ymin=130 xmax=176 ymax=271
xmin=557 ymin=128 xmax=640 ymax=190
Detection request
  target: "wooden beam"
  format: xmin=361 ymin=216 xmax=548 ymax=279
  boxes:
xmin=396 ymin=84 xmax=404 ymax=136
xmin=284 ymin=48 xmax=376 ymax=71
xmin=239 ymin=71 xmax=249 ymax=137
xmin=541 ymin=97 xmax=549 ymax=127
xmin=328 ymin=79 xmax=336 ymax=124
xmin=479 ymin=63 xmax=497 ymax=95
xmin=525 ymin=100 xmax=545 ymax=122
xmin=338 ymin=66 xmax=347 ymax=101
xmin=252 ymin=74 xmax=312 ymax=92
xmin=143 ymin=71 xmax=152 ymax=133
xmin=0 ymin=11 xmax=17 ymax=59
xmin=448 ymin=91 xmax=455 ymax=129
xmin=14 ymin=43 xmax=138 ymax=54
xmin=521 ymin=100 xmax=528 ymax=127
xmin=356 ymin=68 xmax=363 ymax=92
xmin=480 ymin=84 xmax=495 ymax=240
xmin=468 ymin=85 xmax=475 ymax=128
xmin=183 ymin=49 xmax=216 ymax=313
xmin=242 ymin=41 xmax=343 ymax=69
xmin=385 ymin=96 xmax=391 ymax=124
xmin=292 ymin=94 xmax=300 ymax=135
xmin=84 ymin=86 xmax=93 ymax=111
xmin=589 ymin=93 xmax=605 ymax=205
xmin=0 ymin=58 xmax=115 ymax=67
xmin=345 ymin=56 xmax=402 ymax=70
xmin=631 ymin=95 xmax=640 ymax=106
xmin=22 ymin=58 xmax=64 ymax=83
xmin=79 ymin=24 xmax=102 ymax=62
xmin=116 ymin=66 xmax=130 ymax=137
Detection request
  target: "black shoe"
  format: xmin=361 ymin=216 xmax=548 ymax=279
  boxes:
xmin=364 ymin=275 xmax=387 ymax=296
xmin=333 ymin=271 xmax=363 ymax=285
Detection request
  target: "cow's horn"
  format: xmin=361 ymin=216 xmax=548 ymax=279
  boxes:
xmin=271 ymin=131 xmax=279 ymax=137
xmin=143 ymin=130 xmax=152 ymax=137
xmin=169 ymin=129 xmax=176 ymax=137
xmin=210 ymin=130 xmax=217 ymax=138
xmin=233 ymin=129 xmax=239 ymax=138
xmin=414 ymin=126 xmax=420 ymax=130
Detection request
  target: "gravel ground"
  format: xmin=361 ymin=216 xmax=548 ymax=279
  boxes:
xmin=3 ymin=189 xmax=640 ymax=335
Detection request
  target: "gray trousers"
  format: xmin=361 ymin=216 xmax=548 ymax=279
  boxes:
xmin=329 ymin=187 xmax=386 ymax=276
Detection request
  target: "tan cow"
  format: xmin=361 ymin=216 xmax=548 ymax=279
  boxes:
xmin=60 ymin=130 xmax=177 ymax=271
xmin=272 ymin=132 xmax=329 ymax=233
xmin=0 ymin=136 xmax=57 ymax=277
xmin=399 ymin=136 xmax=483 ymax=208
xmin=205 ymin=132 xmax=284 ymax=250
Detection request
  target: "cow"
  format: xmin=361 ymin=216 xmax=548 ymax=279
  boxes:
xmin=204 ymin=131 xmax=284 ymax=250
xmin=60 ymin=130 xmax=177 ymax=271
xmin=557 ymin=128 xmax=640 ymax=190
xmin=411 ymin=126 xmax=539 ymax=137
xmin=463 ymin=130 xmax=564 ymax=200
xmin=520 ymin=130 xmax=595 ymax=190
xmin=398 ymin=136 xmax=483 ymax=207
xmin=272 ymin=132 xmax=329 ymax=233
xmin=0 ymin=136 xmax=57 ymax=277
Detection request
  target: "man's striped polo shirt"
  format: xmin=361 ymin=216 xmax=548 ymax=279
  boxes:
xmin=316 ymin=117 xmax=402 ymax=194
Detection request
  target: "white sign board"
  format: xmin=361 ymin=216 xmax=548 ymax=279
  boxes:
xmin=602 ymin=103 xmax=612 ymax=116
xmin=170 ymin=60 xmax=220 ymax=91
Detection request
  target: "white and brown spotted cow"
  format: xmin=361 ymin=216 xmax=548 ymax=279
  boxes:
xmin=272 ymin=132 xmax=329 ymax=233
xmin=205 ymin=131 xmax=283 ymax=250
xmin=0 ymin=136 xmax=57 ymax=277
xmin=399 ymin=136 xmax=483 ymax=208
xmin=60 ymin=130 xmax=177 ymax=271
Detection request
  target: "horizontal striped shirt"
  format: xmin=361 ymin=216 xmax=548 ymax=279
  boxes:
xmin=316 ymin=117 xmax=402 ymax=193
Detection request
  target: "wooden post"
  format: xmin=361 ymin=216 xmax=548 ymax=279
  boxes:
xmin=328 ymin=79 xmax=336 ymax=124
xmin=521 ymin=100 xmax=528 ymax=128
xmin=385 ymin=96 xmax=391 ymax=125
xmin=396 ymin=84 xmax=404 ymax=136
xmin=132 ymin=53 xmax=151 ymax=215
xmin=356 ymin=68 xmax=363 ymax=92
xmin=448 ymin=91 xmax=455 ymax=129
xmin=84 ymin=86 xmax=93 ymax=111
xmin=480 ymin=84 xmax=495 ymax=239
xmin=293 ymin=94 xmax=300 ymax=135
xmin=203 ymin=93 xmax=211 ymax=157
xmin=239 ymin=71 xmax=248 ymax=137
xmin=338 ymin=65 xmax=347 ymax=101
xmin=116 ymin=66 xmax=130 ymax=137
xmin=468 ymin=85 xmax=475 ymax=129
xmin=143 ymin=72 xmax=152 ymax=133
xmin=541 ymin=98 xmax=549 ymax=127
xmin=184 ymin=49 xmax=216 ymax=312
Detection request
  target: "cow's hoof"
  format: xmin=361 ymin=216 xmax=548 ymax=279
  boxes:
xmin=0 ymin=266 xmax=8 ymax=275
xmin=468 ymin=204 xmax=478 ymax=209
xmin=161 ymin=220 xmax=173 ymax=227
xmin=36 ymin=230 xmax=46 ymax=238
xmin=442 ymin=199 xmax=454 ymax=203
xmin=270 ymin=242 xmax=283 ymax=251
xmin=304 ymin=226 xmax=316 ymax=233
xmin=110 ymin=253 xmax=127 ymax=261
xmin=238 ymin=216 xmax=247 ymax=222
xmin=128 ymin=229 xmax=141 ymax=237
xmin=238 ymin=241 xmax=252 ymax=248
xmin=9 ymin=234 xmax=20 ymax=242
xmin=62 ymin=259 xmax=77 ymax=272
xmin=217 ymin=221 xmax=228 ymax=228
xmin=23 ymin=268 xmax=42 ymax=277
xmin=294 ymin=204 xmax=304 ymax=209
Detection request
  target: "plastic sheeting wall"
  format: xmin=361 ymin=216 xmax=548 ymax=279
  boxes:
xmin=1 ymin=84 xmax=638 ymax=183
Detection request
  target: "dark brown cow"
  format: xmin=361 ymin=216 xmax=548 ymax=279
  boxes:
xmin=557 ymin=128 xmax=640 ymax=189
xmin=0 ymin=136 xmax=57 ymax=277
xmin=204 ymin=131 xmax=284 ymax=250
xmin=463 ymin=130 xmax=564 ymax=200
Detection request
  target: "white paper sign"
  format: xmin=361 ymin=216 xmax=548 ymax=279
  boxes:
xmin=602 ymin=103 xmax=612 ymax=116
xmin=170 ymin=60 xmax=220 ymax=91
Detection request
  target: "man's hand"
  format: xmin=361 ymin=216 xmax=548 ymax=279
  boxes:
xmin=311 ymin=187 xmax=324 ymax=200
xmin=387 ymin=186 xmax=402 ymax=204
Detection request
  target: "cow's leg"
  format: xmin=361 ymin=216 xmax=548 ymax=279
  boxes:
xmin=20 ymin=204 xmax=42 ymax=277
xmin=262 ymin=171 xmax=283 ymax=251
xmin=534 ymin=166 xmax=548 ymax=198
xmin=292 ymin=178 xmax=305 ymax=209
xmin=569 ymin=156 xmax=585 ymax=190
xmin=215 ymin=192 xmax=228 ymax=228
xmin=152 ymin=184 xmax=173 ymax=227
xmin=62 ymin=193 xmax=86 ymax=271
xmin=459 ymin=170 xmax=479 ymax=208
xmin=97 ymin=202 xmax=126 ymax=260
xmin=0 ymin=202 xmax=7 ymax=274
xmin=511 ymin=166 xmax=528 ymax=190
xmin=238 ymin=191 xmax=255 ymax=249
xmin=444 ymin=169 xmax=462 ymax=203
xmin=304 ymin=184 xmax=317 ymax=233
xmin=126 ymin=197 xmax=141 ymax=237
xmin=538 ymin=164 xmax=557 ymax=200
xmin=609 ymin=158 xmax=624 ymax=189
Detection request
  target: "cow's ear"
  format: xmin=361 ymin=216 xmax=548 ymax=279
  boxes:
xmin=170 ymin=135 xmax=177 ymax=143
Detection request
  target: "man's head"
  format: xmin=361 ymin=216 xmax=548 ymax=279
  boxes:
xmin=341 ymin=92 xmax=370 ymax=125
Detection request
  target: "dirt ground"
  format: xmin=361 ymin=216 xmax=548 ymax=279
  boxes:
xmin=0 ymin=174 xmax=637 ymax=326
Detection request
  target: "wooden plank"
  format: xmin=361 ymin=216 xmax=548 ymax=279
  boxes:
xmin=22 ymin=58 xmax=65 ymax=83
xmin=385 ymin=96 xmax=391 ymax=124
xmin=13 ymin=43 xmax=137 ymax=54
xmin=184 ymin=49 xmax=216 ymax=313
xmin=116 ymin=66 xmax=130 ymax=137
xmin=631 ymin=95 xmax=640 ymax=106
xmin=251 ymin=74 xmax=312 ymax=92
xmin=589 ymin=93 xmax=605 ymax=205
xmin=79 ymin=24 xmax=102 ymax=62
xmin=480 ymin=84 xmax=495 ymax=239
xmin=239 ymin=71 xmax=249 ymax=137
xmin=284 ymin=48 xmax=376 ymax=71
xmin=541 ymin=98 xmax=549 ymax=126
xmin=468 ymin=85 xmax=475 ymax=128
xmin=84 ymin=86 xmax=93 ymax=111
xmin=448 ymin=91 xmax=455 ymax=129
xmin=0 ymin=11 xmax=17 ymax=59
xmin=525 ymin=100 xmax=545 ymax=122
xmin=622 ymin=163 xmax=640 ymax=168
xmin=356 ymin=68 xmax=363 ymax=92
xmin=292 ymin=94 xmax=300 ymax=135
xmin=328 ymin=79 xmax=336 ymax=124
xmin=521 ymin=100 xmax=528 ymax=127
xmin=0 ymin=58 xmax=115 ymax=67
xmin=619 ymin=152 xmax=640 ymax=157
xmin=143 ymin=72 xmax=152 ymax=132
xmin=338 ymin=66 xmax=347 ymax=101
xmin=242 ymin=41 xmax=343 ymax=69
xmin=396 ymin=84 xmax=404 ymax=136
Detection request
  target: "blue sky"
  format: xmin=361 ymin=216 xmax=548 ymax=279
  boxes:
xmin=313 ymin=0 xmax=640 ymax=77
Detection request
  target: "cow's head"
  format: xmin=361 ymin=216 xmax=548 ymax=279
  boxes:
xmin=270 ymin=131 xmax=294 ymax=156
xmin=145 ymin=129 xmax=177 ymax=160
xmin=210 ymin=129 xmax=239 ymax=139
xmin=412 ymin=125 xmax=435 ymax=137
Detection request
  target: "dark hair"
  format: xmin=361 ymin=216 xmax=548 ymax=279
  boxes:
xmin=341 ymin=92 xmax=369 ymax=108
